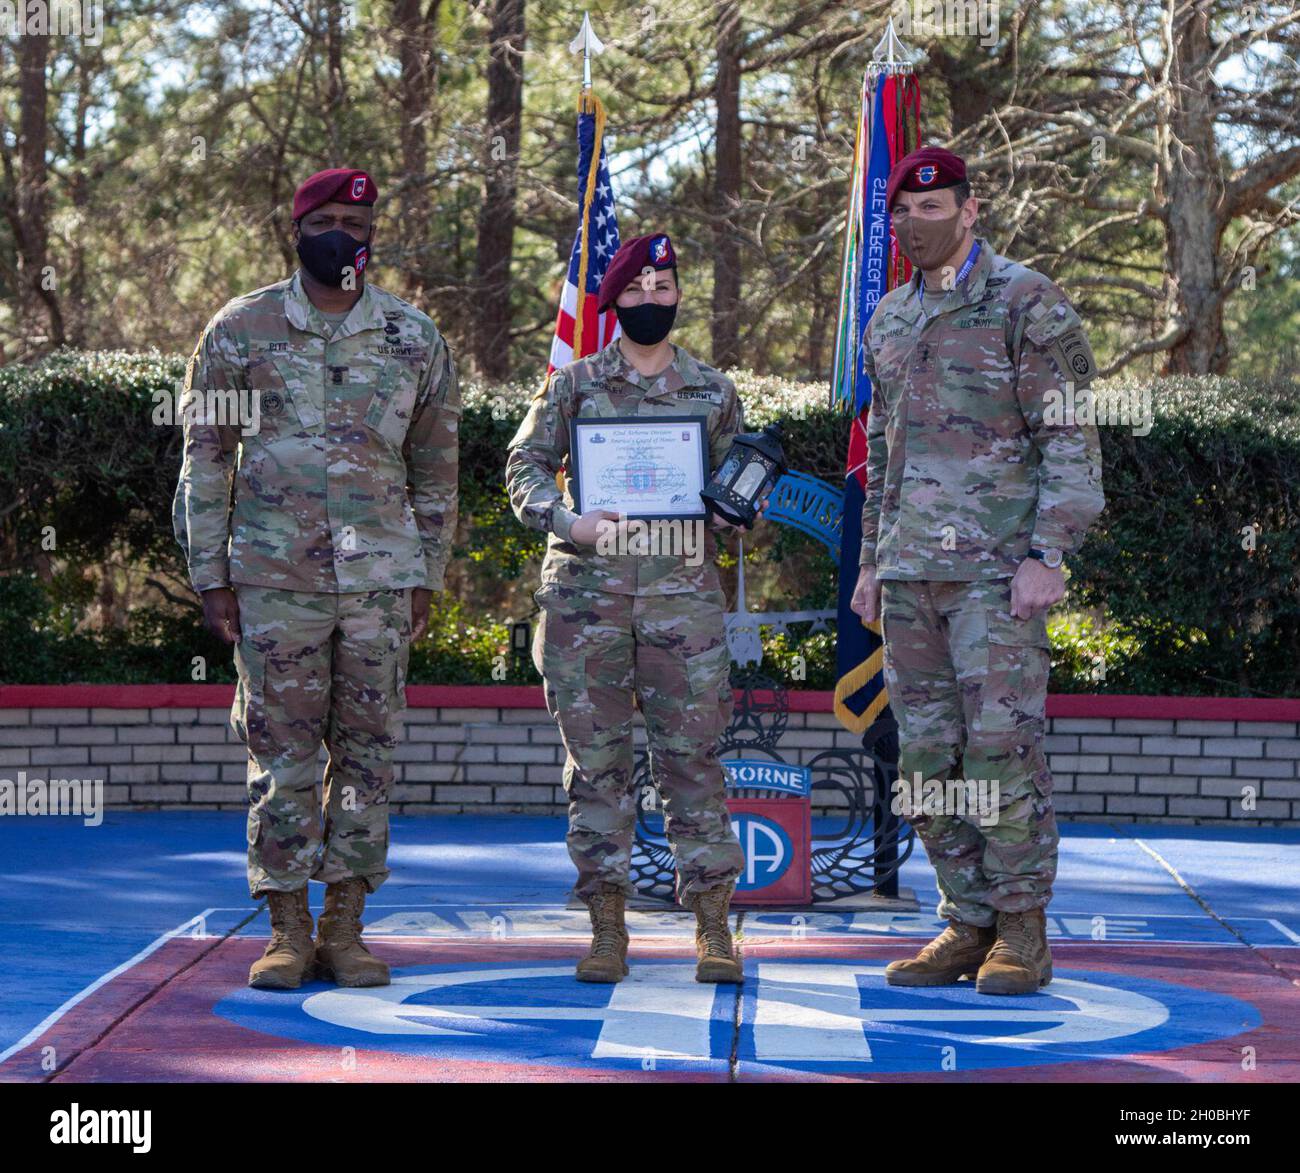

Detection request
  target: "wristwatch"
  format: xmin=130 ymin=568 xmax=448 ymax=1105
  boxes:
xmin=1028 ymin=546 xmax=1064 ymax=570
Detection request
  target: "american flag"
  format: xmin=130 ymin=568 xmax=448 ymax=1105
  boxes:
xmin=548 ymin=90 xmax=621 ymax=373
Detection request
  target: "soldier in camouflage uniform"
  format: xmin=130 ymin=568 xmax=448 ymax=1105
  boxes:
xmin=849 ymin=148 xmax=1104 ymax=995
xmin=173 ymin=168 xmax=460 ymax=990
xmin=506 ymin=233 xmax=752 ymax=985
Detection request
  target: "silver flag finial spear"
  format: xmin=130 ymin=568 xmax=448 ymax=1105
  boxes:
xmin=870 ymin=16 xmax=916 ymax=75
xmin=568 ymin=12 xmax=606 ymax=91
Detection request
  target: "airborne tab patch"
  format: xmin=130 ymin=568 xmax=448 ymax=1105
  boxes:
xmin=1051 ymin=328 xmax=1097 ymax=383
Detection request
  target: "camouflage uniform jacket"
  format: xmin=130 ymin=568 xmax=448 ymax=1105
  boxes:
xmin=172 ymin=270 xmax=460 ymax=594
xmin=859 ymin=237 xmax=1104 ymax=580
xmin=505 ymin=340 xmax=742 ymax=595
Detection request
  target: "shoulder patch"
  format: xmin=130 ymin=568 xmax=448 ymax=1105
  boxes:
xmin=1026 ymin=310 xmax=1097 ymax=385
xmin=1049 ymin=328 xmax=1097 ymax=383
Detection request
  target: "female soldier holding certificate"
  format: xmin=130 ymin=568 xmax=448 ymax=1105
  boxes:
xmin=506 ymin=232 xmax=762 ymax=986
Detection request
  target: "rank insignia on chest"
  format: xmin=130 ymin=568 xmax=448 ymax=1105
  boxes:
xmin=329 ymin=365 xmax=348 ymax=385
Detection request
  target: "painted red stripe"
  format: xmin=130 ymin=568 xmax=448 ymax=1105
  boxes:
xmin=0 ymin=684 xmax=1297 ymax=720
xmin=1045 ymin=693 xmax=1300 ymax=722
xmin=0 ymin=684 xmax=555 ymax=710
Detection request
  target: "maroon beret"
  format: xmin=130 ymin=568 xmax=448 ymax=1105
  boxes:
xmin=596 ymin=232 xmax=677 ymax=312
xmin=885 ymin=147 xmax=967 ymax=212
xmin=292 ymin=168 xmax=378 ymax=221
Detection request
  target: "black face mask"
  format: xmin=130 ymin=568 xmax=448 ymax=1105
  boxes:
xmin=616 ymin=301 xmax=677 ymax=346
xmin=296 ymin=228 xmax=370 ymax=287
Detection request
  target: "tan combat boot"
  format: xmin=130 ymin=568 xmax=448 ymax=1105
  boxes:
xmin=687 ymin=883 xmax=743 ymax=984
xmin=976 ymin=908 xmax=1053 ymax=995
xmin=576 ymin=882 xmax=630 ymax=983
xmin=884 ymin=919 xmax=997 ymax=987
xmin=248 ymin=888 xmax=316 ymax=990
xmin=314 ymin=878 xmax=391 ymax=988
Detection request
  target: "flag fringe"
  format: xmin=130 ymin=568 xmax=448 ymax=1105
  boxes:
xmin=833 ymin=630 xmax=889 ymax=734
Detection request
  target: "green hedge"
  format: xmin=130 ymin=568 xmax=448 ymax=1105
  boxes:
xmin=0 ymin=350 xmax=1296 ymax=696
xmin=1067 ymin=377 xmax=1300 ymax=695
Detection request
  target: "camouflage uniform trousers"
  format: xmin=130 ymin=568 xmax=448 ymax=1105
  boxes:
xmin=880 ymin=577 xmax=1059 ymax=927
xmin=230 ymin=585 xmax=411 ymax=899
xmin=533 ymin=582 xmax=744 ymax=903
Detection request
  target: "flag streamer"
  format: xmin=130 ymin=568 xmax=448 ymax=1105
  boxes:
xmin=831 ymin=53 xmax=920 ymax=735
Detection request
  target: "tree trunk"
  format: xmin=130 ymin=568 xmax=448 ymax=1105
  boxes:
xmin=711 ymin=0 xmax=742 ymax=370
xmin=807 ymin=268 xmax=828 ymax=382
xmin=1162 ymin=1 xmax=1227 ymax=374
xmin=325 ymin=0 xmax=347 ymax=157
xmin=393 ymin=0 xmax=441 ymax=302
xmin=17 ymin=30 xmax=64 ymax=352
xmin=473 ymin=0 xmax=526 ymax=380
xmin=68 ymin=43 xmax=94 ymax=349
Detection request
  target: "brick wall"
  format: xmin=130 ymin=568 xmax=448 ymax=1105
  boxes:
xmin=1 ymin=687 xmax=1297 ymax=825
xmin=1045 ymin=716 xmax=1300 ymax=822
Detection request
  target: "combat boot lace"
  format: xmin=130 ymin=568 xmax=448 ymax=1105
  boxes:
xmin=688 ymin=883 xmax=743 ymax=984
xmin=976 ymin=908 xmax=1053 ymax=995
xmin=576 ymin=881 xmax=630 ymax=983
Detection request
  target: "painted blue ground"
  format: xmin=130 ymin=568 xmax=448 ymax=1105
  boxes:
xmin=0 ymin=813 xmax=1297 ymax=1058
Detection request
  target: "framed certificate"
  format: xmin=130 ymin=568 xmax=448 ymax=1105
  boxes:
xmin=569 ymin=415 xmax=710 ymax=520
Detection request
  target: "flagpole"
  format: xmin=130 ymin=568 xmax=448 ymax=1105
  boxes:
xmin=569 ymin=12 xmax=605 ymax=92
xmin=567 ymin=14 xmax=608 ymax=360
xmin=869 ymin=16 xmax=916 ymax=80
xmin=830 ymin=16 xmax=920 ymax=740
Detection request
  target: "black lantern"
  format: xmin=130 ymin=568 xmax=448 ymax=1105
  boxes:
xmin=701 ymin=420 xmax=788 ymax=529
xmin=510 ymin=618 xmax=532 ymax=668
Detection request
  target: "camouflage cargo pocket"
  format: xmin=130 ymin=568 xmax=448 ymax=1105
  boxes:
xmin=542 ymin=652 xmax=594 ymax=745
xmin=530 ymin=582 xmax=555 ymax=678
xmin=394 ymin=625 xmax=411 ymax=716
xmin=364 ymin=358 xmax=420 ymax=447
xmin=246 ymin=354 xmax=306 ymax=437
xmin=536 ymin=603 xmax=595 ymax=744
xmin=684 ymin=641 xmax=730 ymax=697
xmin=230 ymin=636 xmax=266 ymax=747
xmin=246 ymin=809 xmax=263 ymax=858
xmin=976 ymin=608 xmax=1050 ymax=746
xmin=681 ymin=641 xmax=732 ymax=742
